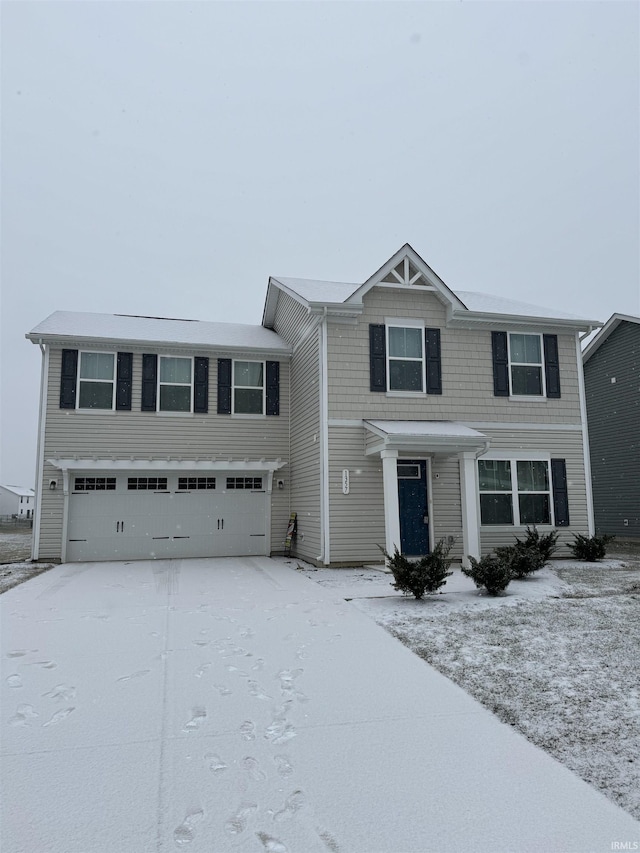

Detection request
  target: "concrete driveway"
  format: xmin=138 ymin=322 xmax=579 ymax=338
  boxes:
xmin=1 ymin=557 xmax=638 ymax=852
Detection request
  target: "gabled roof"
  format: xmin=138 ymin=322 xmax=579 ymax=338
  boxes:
xmin=0 ymin=485 xmax=35 ymax=497
xmin=582 ymin=313 xmax=640 ymax=363
xmin=27 ymin=311 xmax=291 ymax=355
xmin=264 ymin=244 xmax=601 ymax=331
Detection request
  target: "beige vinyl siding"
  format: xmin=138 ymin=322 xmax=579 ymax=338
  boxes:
xmin=328 ymin=427 xmax=465 ymax=564
xmin=272 ymin=291 xmax=313 ymax=348
xmin=328 ymin=425 xmax=385 ymax=564
xmin=478 ymin=428 xmax=589 ymax=555
xmin=288 ymin=330 xmax=322 ymax=563
xmin=37 ymin=349 xmax=290 ymax=560
xmin=430 ymin=455 xmax=463 ymax=560
xmin=327 ymin=288 xmax=583 ymax=424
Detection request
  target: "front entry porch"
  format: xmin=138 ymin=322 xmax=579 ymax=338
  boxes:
xmin=364 ymin=420 xmax=490 ymax=567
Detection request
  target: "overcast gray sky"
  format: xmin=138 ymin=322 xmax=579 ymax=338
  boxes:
xmin=2 ymin=1 xmax=638 ymax=488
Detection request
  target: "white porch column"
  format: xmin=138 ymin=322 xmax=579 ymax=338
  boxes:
xmin=459 ymin=451 xmax=481 ymax=567
xmin=381 ymin=449 xmax=401 ymax=556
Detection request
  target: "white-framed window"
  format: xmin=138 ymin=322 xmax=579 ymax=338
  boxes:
xmin=77 ymin=351 xmax=116 ymax=410
xmin=386 ymin=321 xmax=425 ymax=392
xmin=233 ymin=360 xmax=265 ymax=414
xmin=158 ymin=356 xmax=193 ymax=412
xmin=508 ymin=333 xmax=544 ymax=396
xmin=478 ymin=458 xmax=552 ymax=526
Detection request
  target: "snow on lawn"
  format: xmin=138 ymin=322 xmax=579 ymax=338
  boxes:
xmin=299 ymin=559 xmax=640 ymax=821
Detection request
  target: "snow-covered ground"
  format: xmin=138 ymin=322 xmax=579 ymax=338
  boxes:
xmin=299 ymin=558 xmax=640 ymax=821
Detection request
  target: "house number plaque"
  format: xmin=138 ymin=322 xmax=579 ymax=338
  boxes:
xmin=342 ymin=469 xmax=350 ymax=495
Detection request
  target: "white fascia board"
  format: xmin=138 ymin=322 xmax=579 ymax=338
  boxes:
xmin=582 ymin=313 xmax=640 ymax=363
xmin=26 ymin=333 xmax=291 ymax=358
xmin=447 ymin=309 xmax=601 ymax=334
xmin=307 ymin=302 xmax=362 ymax=322
xmin=47 ymin=458 xmax=288 ymax=472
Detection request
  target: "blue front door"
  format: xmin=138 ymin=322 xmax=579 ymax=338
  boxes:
xmin=398 ymin=460 xmax=429 ymax=556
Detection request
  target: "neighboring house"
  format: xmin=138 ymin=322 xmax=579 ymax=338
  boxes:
xmin=0 ymin=485 xmax=35 ymax=519
xmin=27 ymin=244 xmax=600 ymax=566
xmin=582 ymin=313 xmax=640 ymax=540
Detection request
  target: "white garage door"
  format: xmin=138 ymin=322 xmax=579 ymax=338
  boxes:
xmin=66 ymin=473 xmax=268 ymax=562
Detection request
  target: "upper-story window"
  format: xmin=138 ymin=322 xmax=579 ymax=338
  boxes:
xmin=491 ymin=332 xmax=561 ymax=399
xmin=78 ymin=352 xmax=116 ymax=409
xmin=233 ymin=361 xmax=264 ymax=414
xmin=159 ymin=357 xmax=192 ymax=412
xmin=387 ymin=325 xmax=425 ymax=392
xmin=509 ymin=334 xmax=544 ymax=396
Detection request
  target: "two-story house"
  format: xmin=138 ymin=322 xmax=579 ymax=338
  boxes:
xmin=27 ymin=245 xmax=600 ymax=566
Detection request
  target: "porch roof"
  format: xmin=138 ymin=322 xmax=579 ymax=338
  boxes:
xmin=363 ymin=420 xmax=490 ymax=456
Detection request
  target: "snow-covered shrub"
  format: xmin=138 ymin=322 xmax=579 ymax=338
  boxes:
xmin=568 ymin=533 xmax=614 ymax=562
xmin=378 ymin=538 xmax=454 ymax=600
xmin=462 ymin=554 xmax=512 ymax=595
xmin=496 ymin=526 xmax=558 ymax=579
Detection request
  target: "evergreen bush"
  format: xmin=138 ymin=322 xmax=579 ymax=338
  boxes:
xmin=461 ymin=554 xmax=512 ymax=596
xmin=496 ymin=526 xmax=559 ymax=578
xmin=378 ymin=538 xmax=455 ymax=600
xmin=568 ymin=533 xmax=614 ymax=562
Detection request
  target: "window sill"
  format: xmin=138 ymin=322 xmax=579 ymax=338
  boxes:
xmin=508 ymin=395 xmax=548 ymax=402
xmin=74 ymin=408 xmax=116 ymax=414
xmin=155 ymin=411 xmax=194 ymax=417
xmin=231 ymin=413 xmax=267 ymax=419
xmin=385 ymin=391 xmax=425 ymax=398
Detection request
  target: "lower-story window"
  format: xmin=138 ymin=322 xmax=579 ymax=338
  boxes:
xmin=478 ymin=458 xmax=551 ymax=525
xmin=74 ymin=477 xmax=116 ymax=491
xmin=178 ymin=477 xmax=216 ymax=490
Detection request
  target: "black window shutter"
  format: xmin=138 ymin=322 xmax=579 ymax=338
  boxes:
xmin=60 ymin=349 xmax=78 ymax=409
xmin=194 ymin=357 xmax=209 ymax=414
xmin=141 ymin=354 xmax=157 ymax=411
xmin=369 ymin=324 xmax=387 ymax=392
xmin=425 ymin=328 xmax=442 ymax=395
xmin=551 ymin=458 xmax=570 ymax=527
xmin=266 ymin=361 xmax=280 ymax=416
xmin=217 ymin=358 xmax=232 ymax=414
xmin=116 ymin=352 xmax=133 ymax=411
xmin=543 ymin=334 xmax=561 ymax=399
xmin=491 ymin=332 xmax=509 ymax=397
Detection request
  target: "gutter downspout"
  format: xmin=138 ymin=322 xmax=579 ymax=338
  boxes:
xmin=319 ymin=310 xmax=330 ymax=565
xmin=576 ymin=332 xmax=596 ymax=535
xmin=32 ymin=342 xmax=49 ymax=560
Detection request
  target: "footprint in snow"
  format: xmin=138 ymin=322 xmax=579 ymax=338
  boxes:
xmin=256 ymin=832 xmax=288 ymax=853
xmin=273 ymin=790 xmax=305 ymax=822
xmin=240 ymin=720 xmax=256 ymax=741
xmin=7 ymin=674 xmax=22 ymax=688
xmin=273 ymin=754 xmax=293 ymax=777
xmin=204 ymin=752 xmax=227 ymax=773
xmin=224 ymin=802 xmax=257 ymax=835
xmin=243 ymin=756 xmax=267 ymax=781
xmin=42 ymin=707 xmax=75 ymax=727
xmin=9 ymin=704 xmax=38 ymax=726
xmin=194 ymin=663 xmax=212 ymax=678
xmin=117 ymin=670 xmax=151 ymax=682
xmin=173 ymin=807 xmax=204 ymax=846
xmin=248 ymin=680 xmax=272 ymax=701
xmin=183 ymin=707 xmax=207 ymax=733
xmin=42 ymin=684 xmax=76 ymax=702
xmin=251 ymin=658 xmax=265 ymax=671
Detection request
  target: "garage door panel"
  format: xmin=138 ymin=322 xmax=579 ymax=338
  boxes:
xmin=66 ymin=473 xmax=269 ymax=562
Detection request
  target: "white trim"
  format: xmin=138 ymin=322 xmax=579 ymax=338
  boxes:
xmin=60 ymin=469 xmax=70 ymax=563
xmin=576 ymin=333 xmax=595 ymax=535
xmin=462 ymin=421 xmax=583 ymax=431
xmin=381 ymin=449 xmax=400 ymax=555
xmin=459 ymin=451 xmax=481 ymax=566
xmin=47 ymin=458 xmax=287 ymax=472
xmin=319 ymin=319 xmax=330 ymax=565
xmin=32 ymin=344 xmax=49 ymax=561
xmin=582 ymin=313 xmax=640 ymax=362
xmin=479 ymin=450 xmax=550 ymax=462
xmin=477 ymin=455 xmax=554 ymax=527
xmin=385 ymin=320 xmax=426 ymax=393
